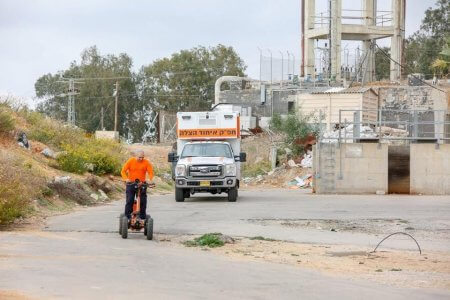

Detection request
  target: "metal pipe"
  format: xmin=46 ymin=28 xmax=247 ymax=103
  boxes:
xmin=301 ymin=0 xmax=305 ymax=77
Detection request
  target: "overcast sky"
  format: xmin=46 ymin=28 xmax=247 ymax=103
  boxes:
xmin=0 ymin=0 xmax=436 ymax=104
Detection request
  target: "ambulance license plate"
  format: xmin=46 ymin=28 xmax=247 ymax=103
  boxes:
xmin=200 ymin=181 xmax=210 ymax=187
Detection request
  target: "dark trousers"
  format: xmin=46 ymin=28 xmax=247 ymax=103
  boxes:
xmin=125 ymin=184 xmax=147 ymax=219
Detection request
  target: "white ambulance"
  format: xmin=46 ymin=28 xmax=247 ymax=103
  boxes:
xmin=168 ymin=111 xmax=246 ymax=202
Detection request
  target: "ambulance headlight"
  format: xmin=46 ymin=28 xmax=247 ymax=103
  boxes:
xmin=176 ymin=164 xmax=186 ymax=177
xmin=225 ymin=164 xmax=236 ymax=176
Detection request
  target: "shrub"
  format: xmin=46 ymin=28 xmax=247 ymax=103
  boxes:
xmin=0 ymin=108 xmax=15 ymax=135
xmin=269 ymin=112 xmax=321 ymax=155
xmin=183 ymin=233 xmax=225 ymax=248
xmin=57 ymin=139 xmax=123 ymax=175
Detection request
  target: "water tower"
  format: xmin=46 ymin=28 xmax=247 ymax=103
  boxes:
xmin=301 ymin=0 xmax=405 ymax=82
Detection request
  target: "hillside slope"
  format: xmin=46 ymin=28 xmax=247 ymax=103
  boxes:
xmin=0 ymin=103 xmax=173 ymax=228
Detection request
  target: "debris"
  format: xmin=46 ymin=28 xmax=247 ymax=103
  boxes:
xmin=41 ymin=148 xmax=56 ymax=159
xmin=292 ymin=174 xmax=313 ymax=188
xmin=300 ymin=151 xmax=313 ymax=168
xmin=376 ymin=190 xmax=386 ymax=195
xmin=375 ymin=269 xmax=383 ymax=272
xmin=372 ymin=232 xmax=422 ymax=255
xmin=390 ymin=268 xmax=402 ymax=272
xmin=284 ymin=148 xmax=293 ymax=155
xmin=17 ymin=132 xmax=30 ymax=149
xmin=322 ymin=125 xmax=377 ymax=143
xmin=330 ymin=228 xmax=337 ymax=232
xmin=287 ymin=159 xmax=298 ymax=168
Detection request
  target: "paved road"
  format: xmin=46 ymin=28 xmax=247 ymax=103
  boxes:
xmin=1 ymin=189 xmax=449 ymax=299
xmin=48 ymin=189 xmax=450 ymax=251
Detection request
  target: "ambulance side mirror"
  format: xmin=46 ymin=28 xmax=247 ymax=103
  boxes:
xmin=168 ymin=152 xmax=178 ymax=162
xmin=235 ymin=152 xmax=246 ymax=162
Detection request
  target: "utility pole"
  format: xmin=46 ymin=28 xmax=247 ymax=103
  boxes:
xmin=114 ymin=80 xmax=119 ymax=132
xmin=100 ymin=106 xmax=104 ymax=130
xmin=67 ymin=78 xmax=76 ymax=125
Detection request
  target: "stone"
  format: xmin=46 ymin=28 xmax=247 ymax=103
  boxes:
xmin=41 ymin=148 xmax=56 ymax=159
xmin=217 ymin=234 xmax=235 ymax=244
xmin=54 ymin=176 xmax=71 ymax=184
xmin=90 ymin=193 xmax=99 ymax=201
xmin=98 ymin=189 xmax=109 ymax=201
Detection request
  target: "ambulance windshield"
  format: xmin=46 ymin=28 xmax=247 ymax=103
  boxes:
xmin=181 ymin=143 xmax=233 ymax=158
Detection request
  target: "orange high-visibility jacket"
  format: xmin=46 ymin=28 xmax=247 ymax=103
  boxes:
xmin=121 ymin=158 xmax=154 ymax=182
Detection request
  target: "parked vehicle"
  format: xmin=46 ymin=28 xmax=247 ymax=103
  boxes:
xmin=168 ymin=111 xmax=246 ymax=202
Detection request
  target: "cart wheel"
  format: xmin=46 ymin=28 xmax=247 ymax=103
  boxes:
xmin=121 ymin=216 xmax=128 ymax=239
xmin=144 ymin=214 xmax=151 ymax=236
xmin=119 ymin=213 xmax=125 ymax=234
xmin=146 ymin=218 xmax=153 ymax=240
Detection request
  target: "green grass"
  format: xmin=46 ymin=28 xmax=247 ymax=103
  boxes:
xmin=249 ymin=236 xmax=276 ymax=242
xmin=242 ymin=160 xmax=271 ymax=177
xmin=19 ymin=109 xmax=126 ymax=176
xmin=183 ymin=233 xmax=225 ymax=248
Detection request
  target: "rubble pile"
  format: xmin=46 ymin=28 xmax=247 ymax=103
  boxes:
xmin=243 ymin=151 xmax=314 ymax=189
xmin=322 ymin=125 xmax=377 ymax=143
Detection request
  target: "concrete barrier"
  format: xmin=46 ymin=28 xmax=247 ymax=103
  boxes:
xmin=95 ymin=131 xmax=119 ymax=140
xmin=410 ymin=144 xmax=450 ymax=195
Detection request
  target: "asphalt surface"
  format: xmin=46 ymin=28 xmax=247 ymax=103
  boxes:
xmin=1 ymin=189 xmax=449 ymax=299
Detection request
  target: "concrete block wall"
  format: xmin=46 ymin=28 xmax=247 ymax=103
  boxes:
xmin=410 ymin=144 xmax=450 ymax=195
xmin=314 ymin=143 xmax=388 ymax=194
xmin=334 ymin=143 xmax=388 ymax=194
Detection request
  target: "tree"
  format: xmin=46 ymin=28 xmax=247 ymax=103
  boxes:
xmin=35 ymin=46 xmax=137 ymax=135
xmin=404 ymin=0 xmax=449 ymax=78
xmin=35 ymin=44 xmax=247 ymax=142
xmin=375 ymin=47 xmax=390 ymax=80
xmin=139 ymin=44 xmax=246 ymax=112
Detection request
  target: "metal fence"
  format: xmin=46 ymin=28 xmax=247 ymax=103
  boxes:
xmin=318 ymin=109 xmax=450 ymax=144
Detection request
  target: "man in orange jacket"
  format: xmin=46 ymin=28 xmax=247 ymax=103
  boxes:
xmin=121 ymin=150 xmax=154 ymax=220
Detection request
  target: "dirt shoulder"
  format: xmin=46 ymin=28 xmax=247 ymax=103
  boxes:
xmin=162 ymin=234 xmax=450 ymax=291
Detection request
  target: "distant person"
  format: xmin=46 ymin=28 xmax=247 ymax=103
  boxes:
xmin=121 ymin=150 xmax=154 ymax=220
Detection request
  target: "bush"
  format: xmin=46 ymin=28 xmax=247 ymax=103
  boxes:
xmin=57 ymin=139 xmax=123 ymax=175
xmin=269 ymin=112 xmax=321 ymax=155
xmin=0 ymin=108 xmax=15 ymax=135
xmin=183 ymin=233 xmax=225 ymax=248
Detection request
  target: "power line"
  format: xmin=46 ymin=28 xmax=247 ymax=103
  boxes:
xmin=374 ymin=44 xmax=446 ymax=93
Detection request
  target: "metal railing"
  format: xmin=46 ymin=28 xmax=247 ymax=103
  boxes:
xmin=318 ymin=109 xmax=450 ymax=144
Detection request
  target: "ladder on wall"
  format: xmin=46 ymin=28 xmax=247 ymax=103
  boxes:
xmin=319 ymin=143 xmax=337 ymax=193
